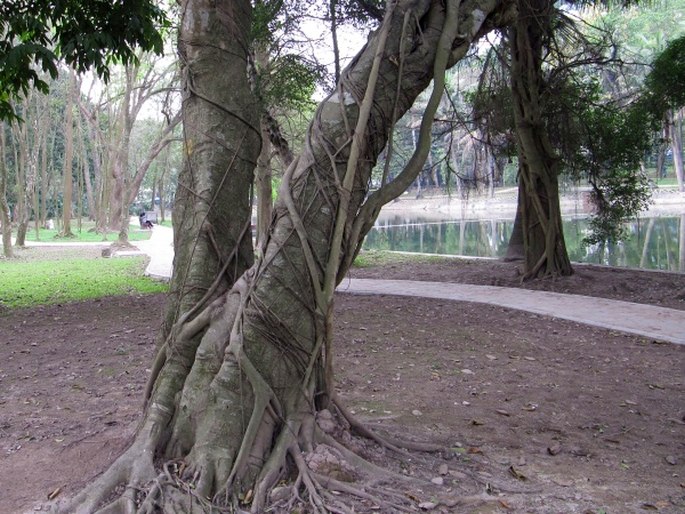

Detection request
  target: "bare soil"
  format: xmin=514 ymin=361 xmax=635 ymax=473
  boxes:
xmin=1 ymin=257 xmax=684 ymax=513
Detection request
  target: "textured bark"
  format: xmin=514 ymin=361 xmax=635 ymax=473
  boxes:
xmin=160 ymin=0 xmax=261 ymax=337
xmin=63 ymin=1 xmax=513 ymax=512
xmin=508 ymin=0 xmax=572 ymax=279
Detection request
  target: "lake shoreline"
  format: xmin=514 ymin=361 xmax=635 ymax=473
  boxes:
xmin=377 ymin=186 xmax=685 ymax=221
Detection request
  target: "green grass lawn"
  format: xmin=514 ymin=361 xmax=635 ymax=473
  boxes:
xmin=0 ymin=248 xmax=167 ymax=309
xmin=353 ymin=249 xmax=450 ymax=268
xmin=16 ymin=220 xmax=152 ymax=243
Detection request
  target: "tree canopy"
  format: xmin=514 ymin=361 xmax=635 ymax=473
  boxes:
xmin=0 ymin=0 xmax=167 ymax=121
xmin=645 ymin=34 xmax=685 ymax=114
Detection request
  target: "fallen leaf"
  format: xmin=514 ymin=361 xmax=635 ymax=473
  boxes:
xmin=468 ymin=447 xmax=483 ymax=455
xmin=496 ymin=409 xmax=511 ymax=417
xmin=498 ymin=499 xmax=513 ymax=509
xmin=470 ymin=419 xmax=485 ymax=426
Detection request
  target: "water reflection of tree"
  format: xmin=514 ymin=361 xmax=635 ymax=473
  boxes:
xmin=363 ymin=216 xmax=682 ymax=271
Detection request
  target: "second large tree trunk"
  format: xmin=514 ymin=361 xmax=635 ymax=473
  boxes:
xmin=508 ymin=0 xmax=572 ymax=279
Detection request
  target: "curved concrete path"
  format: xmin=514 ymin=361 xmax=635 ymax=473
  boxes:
xmin=132 ymin=225 xmax=685 ymax=345
xmin=337 ymin=278 xmax=685 ymax=345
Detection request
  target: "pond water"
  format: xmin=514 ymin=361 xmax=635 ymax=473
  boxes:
xmin=363 ymin=213 xmax=685 ymax=272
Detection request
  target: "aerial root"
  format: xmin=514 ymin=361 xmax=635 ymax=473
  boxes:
xmin=288 ymin=443 xmax=414 ymax=514
xmin=332 ymin=395 xmax=444 ymax=453
xmin=53 ymin=439 xmax=157 ymax=514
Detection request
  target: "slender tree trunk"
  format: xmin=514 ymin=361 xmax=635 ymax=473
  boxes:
xmin=77 ymin=112 xmax=97 ymax=221
xmin=508 ymin=0 xmax=572 ymax=278
xmin=330 ymin=0 xmax=341 ymax=84
xmin=679 ymin=213 xmax=684 ymax=272
xmin=10 ymin=117 xmax=29 ymax=246
xmin=61 ymin=73 xmax=76 ymax=237
xmin=40 ymin=130 xmax=49 ymax=227
xmin=0 ymin=125 xmax=12 ymax=257
xmin=670 ymin=108 xmax=684 ymax=192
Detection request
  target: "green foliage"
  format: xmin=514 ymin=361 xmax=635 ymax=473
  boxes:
xmin=575 ymin=88 xmax=655 ymax=244
xmin=261 ymin=54 xmax=322 ymax=112
xmin=0 ymin=253 xmax=166 ymax=309
xmin=644 ymin=35 xmax=685 ymax=114
xmin=0 ymin=0 xmax=168 ymax=121
xmin=584 ymin=168 xmax=652 ymax=244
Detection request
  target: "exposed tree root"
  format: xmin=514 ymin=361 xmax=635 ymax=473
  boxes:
xmin=332 ymin=394 xmax=444 ymax=454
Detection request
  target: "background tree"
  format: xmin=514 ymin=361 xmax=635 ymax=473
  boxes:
xmin=59 ymin=71 xmax=76 ymax=237
xmin=644 ymin=35 xmax=685 ymax=191
xmin=0 ymin=0 xmax=166 ymax=122
xmin=0 ymin=124 xmax=11 ymax=257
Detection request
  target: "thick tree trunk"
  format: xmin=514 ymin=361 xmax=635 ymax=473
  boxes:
xmin=159 ymin=0 xmax=261 ymax=338
xmin=508 ymin=0 xmax=572 ymax=279
xmin=62 ymin=1 xmax=513 ymax=512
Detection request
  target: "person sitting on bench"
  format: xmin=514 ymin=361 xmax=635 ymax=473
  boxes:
xmin=139 ymin=212 xmax=154 ymax=229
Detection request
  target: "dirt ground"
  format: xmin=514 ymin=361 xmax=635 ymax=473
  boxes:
xmin=0 ymin=257 xmax=684 ymax=513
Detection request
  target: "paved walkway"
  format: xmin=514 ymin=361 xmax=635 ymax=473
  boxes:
xmin=125 ymin=225 xmax=685 ymax=345
xmin=337 ymin=279 xmax=685 ymax=345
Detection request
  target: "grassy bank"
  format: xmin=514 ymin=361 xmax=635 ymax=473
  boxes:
xmin=0 ymin=247 xmax=167 ymax=309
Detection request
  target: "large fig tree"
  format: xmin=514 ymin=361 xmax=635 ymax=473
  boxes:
xmin=58 ymin=0 xmax=513 ymax=512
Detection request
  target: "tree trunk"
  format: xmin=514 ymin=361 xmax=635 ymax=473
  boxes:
xmin=670 ymin=108 xmax=684 ymax=192
xmin=10 ymin=116 xmax=30 ymax=247
xmin=77 ymin=112 xmax=97 ymax=221
xmin=0 ymin=125 xmax=12 ymax=258
xmin=508 ymin=0 xmax=572 ymax=279
xmin=61 ymin=1 xmax=513 ymax=512
xmin=60 ymin=73 xmax=76 ymax=238
xmin=678 ymin=212 xmax=685 ymax=273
